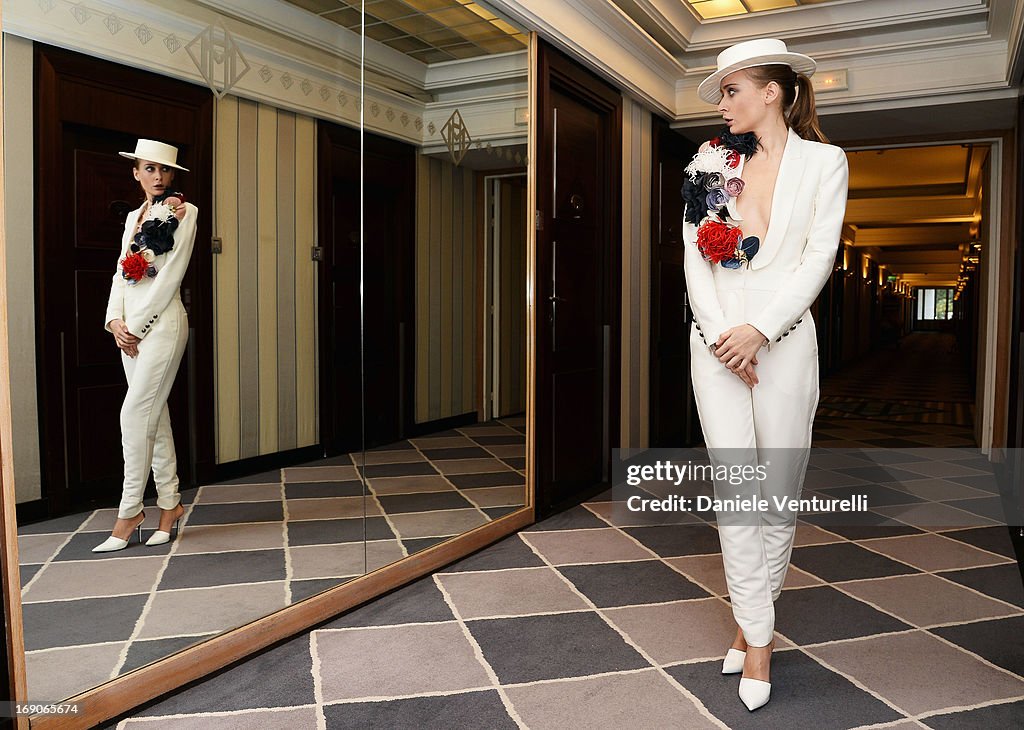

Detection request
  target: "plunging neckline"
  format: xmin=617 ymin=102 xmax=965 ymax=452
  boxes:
xmin=132 ymin=201 xmax=151 ymax=237
xmin=733 ymin=130 xmax=791 ymax=246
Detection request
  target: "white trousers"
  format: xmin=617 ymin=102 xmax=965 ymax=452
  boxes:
xmin=690 ymin=312 xmax=818 ymax=647
xmin=117 ymin=300 xmax=188 ymax=519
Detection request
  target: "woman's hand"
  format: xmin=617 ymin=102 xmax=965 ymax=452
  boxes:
xmin=733 ymin=356 xmax=759 ymax=389
xmin=109 ymin=319 xmax=140 ymax=358
xmin=712 ymin=323 xmax=768 ymax=385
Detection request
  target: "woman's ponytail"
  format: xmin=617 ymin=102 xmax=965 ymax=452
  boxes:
xmin=745 ymin=66 xmax=829 ymax=143
xmin=788 ymin=73 xmax=828 ymax=143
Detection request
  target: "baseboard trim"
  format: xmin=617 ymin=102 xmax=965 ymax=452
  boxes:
xmin=212 ymin=445 xmax=325 ymax=483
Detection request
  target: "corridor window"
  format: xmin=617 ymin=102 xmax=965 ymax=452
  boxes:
xmin=915 ymin=288 xmax=954 ymax=320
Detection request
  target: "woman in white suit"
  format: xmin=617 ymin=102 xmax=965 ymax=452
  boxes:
xmin=683 ymin=40 xmax=849 ymax=710
xmin=93 ymin=139 xmax=197 ymax=552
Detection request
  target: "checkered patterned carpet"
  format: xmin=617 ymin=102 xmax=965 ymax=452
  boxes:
xmin=18 ymin=418 xmax=526 ymax=703
xmin=819 ymin=332 xmax=974 ymax=426
xmin=103 ymin=432 xmax=1023 ymax=729
xmin=99 ymin=333 xmax=1022 ymax=728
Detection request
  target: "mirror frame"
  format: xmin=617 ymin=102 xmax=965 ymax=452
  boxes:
xmin=0 ymin=21 xmax=539 ymax=729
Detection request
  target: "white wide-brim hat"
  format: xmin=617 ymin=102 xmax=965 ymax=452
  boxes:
xmin=119 ymin=138 xmax=189 ymax=171
xmin=697 ymin=38 xmax=816 ymax=104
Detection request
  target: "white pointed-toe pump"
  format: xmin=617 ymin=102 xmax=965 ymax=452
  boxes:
xmin=738 ymin=677 xmax=771 ymax=711
xmin=722 ymin=648 xmax=746 ymax=674
xmin=738 ymin=640 xmax=774 ymax=711
xmin=146 ymin=504 xmax=185 ymax=546
xmin=92 ymin=511 xmax=145 ymax=553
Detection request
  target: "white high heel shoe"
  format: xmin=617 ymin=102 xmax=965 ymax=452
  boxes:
xmin=738 ymin=640 xmax=774 ymax=711
xmin=146 ymin=506 xmax=184 ymax=546
xmin=738 ymin=677 xmax=771 ymax=711
xmin=722 ymin=648 xmax=746 ymax=674
xmin=92 ymin=512 xmax=145 ymax=553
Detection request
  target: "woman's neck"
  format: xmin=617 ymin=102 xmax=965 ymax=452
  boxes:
xmin=753 ymin=118 xmax=790 ymax=160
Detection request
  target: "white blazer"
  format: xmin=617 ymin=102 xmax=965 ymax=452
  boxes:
xmin=104 ymin=202 xmax=198 ymax=339
xmin=683 ymin=127 xmax=849 ymax=346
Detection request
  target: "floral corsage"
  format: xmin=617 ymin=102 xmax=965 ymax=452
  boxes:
xmin=120 ymin=191 xmax=187 ymax=284
xmin=682 ymin=131 xmax=760 ymax=269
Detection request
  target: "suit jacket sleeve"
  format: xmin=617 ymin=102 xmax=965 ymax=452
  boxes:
xmin=683 ymin=211 xmax=729 ymax=345
xmin=125 ymin=202 xmax=198 ymax=339
xmin=747 ymin=146 xmax=849 ymax=343
xmin=104 ymin=262 xmax=127 ymax=333
xmin=104 ymin=214 xmax=135 ymax=332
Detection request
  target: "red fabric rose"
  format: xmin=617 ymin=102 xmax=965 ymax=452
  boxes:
xmin=121 ymin=251 xmax=149 ymax=282
xmin=696 ymin=220 xmax=742 ymax=264
xmin=725 ymin=149 xmax=740 ymax=167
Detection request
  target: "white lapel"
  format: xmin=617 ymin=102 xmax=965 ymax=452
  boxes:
xmin=750 ymin=127 xmax=805 ymax=270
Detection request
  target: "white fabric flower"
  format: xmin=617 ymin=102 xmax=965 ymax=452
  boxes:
xmin=149 ymin=203 xmax=174 ymax=222
xmin=141 ymin=249 xmax=156 ymax=263
xmin=684 ymin=144 xmax=735 ymax=181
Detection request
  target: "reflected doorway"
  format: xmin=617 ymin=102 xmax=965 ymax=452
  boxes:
xmin=34 ymin=45 xmax=215 ymax=518
xmin=317 ymin=122 xmax=415 ymax=455
xmin=482 ymin=174 xmax=528 ymax=422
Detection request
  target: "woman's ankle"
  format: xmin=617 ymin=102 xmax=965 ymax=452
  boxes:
xmin=731 ymin=626 xmax=748 ymax=651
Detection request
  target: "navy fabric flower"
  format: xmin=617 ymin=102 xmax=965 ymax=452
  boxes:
xmin=682 ymin=177 xmax=708 ymax=226
xmin=719 ymin=129 xmax=759 ymax=157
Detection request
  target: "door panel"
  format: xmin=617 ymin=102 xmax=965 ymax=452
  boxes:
xmin=536 ymin=43 xmax=622 ymax=516
xmin=362 ymin=181 xmax=402 ymax=448
xmin=650 ymin=117 xmax=699 ymax=446
xmin=327 ymin=173 xmax=362 ymax=456
xmin=74 ymin=269 xmax=120 ymax=367
xmin=76 ymin=384 xmax=126 ymax=482
xmin=36 ymin=45 xmax=214 ymax=516
xmin=318 ymin=122 xmax=414 ymax=456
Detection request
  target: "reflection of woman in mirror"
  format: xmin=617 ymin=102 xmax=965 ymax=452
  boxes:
xmin=683 ymin=40 xmax=849 ymax=710
xmin=93 ymin=139 xmax=197 ymax=553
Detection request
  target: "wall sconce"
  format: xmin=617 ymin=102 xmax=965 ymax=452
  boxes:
xmin=812 ymin=69 xmax=848 ymax=93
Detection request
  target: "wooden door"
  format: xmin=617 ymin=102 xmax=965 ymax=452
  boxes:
xmin=494 ymin=175 xmax=527 ymax=417
xmin=535 ymin=42 xmax=622 ymax=517
xmin=35 ymin=45 xmax=214 ymax=517
xmin=650 ymin=117 xmax=699 ymax=447
xmin=317 ymin=122 xmax=414 ymax=455
xmin=326 ymin=166 xmax=363 ymax=456
xmin=362 ymin=176 xmax=407 ymax=448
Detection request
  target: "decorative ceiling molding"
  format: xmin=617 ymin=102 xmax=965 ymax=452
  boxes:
xmin=491 ymin=0 xmax=1021 ymax=125
xmin=424 ymin=50 xmax=528 ymax=91
xmin=487 ymin=0 xmax=684 ymax=114
xmin=846 ymin=196 xmax=978 ymax=225
xmin=676 ymin=39 xmax=1012 ymax=119
xmin=1001 ymin=0 xmax=1024 ymax=82
xmin=683 ymin=0 xmax=991 ymax=48
xmin=616 ymin=0 xmax=701 ymax=50
xmin=195 ymin=0 xmax=424 ymax=92
xmin=3 ymin=0 xmax=528 ymax=149
xmin=3 ymin=0 xmax=367 ymax=125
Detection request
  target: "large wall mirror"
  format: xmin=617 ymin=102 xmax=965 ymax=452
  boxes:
xmin=0 ymin=0 xmax=532 ymax=723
